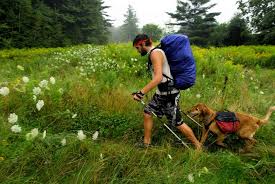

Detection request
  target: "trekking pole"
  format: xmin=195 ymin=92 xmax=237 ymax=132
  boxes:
xmin=140 ymin=100 xmax=190 ymax=149
xmin=181 ymin=110 xmax=202 ymax=128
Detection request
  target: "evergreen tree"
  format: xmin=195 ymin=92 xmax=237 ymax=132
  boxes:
xmin=225 ymin=14 xmax=252 ymax=46
xmin=238 ymin=0 xmax=275 ymax=44
xmin=0 ymin=0 xmax=111 ymax=48
xmin=121 ymin=5 xmax=139 ymax=42
xmin=208 ymin=23 xmax=228 ymax=46
xmin=167 ymin=0 xmax=220 ymax=46
xmin=142 ymin=24 xmax=163 ymax=41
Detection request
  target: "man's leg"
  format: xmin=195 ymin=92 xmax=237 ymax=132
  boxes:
xmin=143 ymin=112 xmax=153 ymax=145
xmin=177 ymin=123 xmax=201 ymax=150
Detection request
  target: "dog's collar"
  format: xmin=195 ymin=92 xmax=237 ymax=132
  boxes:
xmin=205 ymin=116 xmax=215 ymax=130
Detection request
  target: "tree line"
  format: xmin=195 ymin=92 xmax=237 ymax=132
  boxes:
xmin=0 ymin=0 xmax=274 ymax=49
xmin=0 ymin=0 xmax=110 ymax=48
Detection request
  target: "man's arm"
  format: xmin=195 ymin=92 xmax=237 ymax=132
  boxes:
xmin=140 ymin=50 xmax=163 ymax=94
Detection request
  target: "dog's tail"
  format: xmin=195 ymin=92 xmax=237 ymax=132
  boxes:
xmin=258 ymin=106 xmax=275 ymax=125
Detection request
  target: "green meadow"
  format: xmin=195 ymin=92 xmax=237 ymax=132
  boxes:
xmin=0 ymin=44 xmax=274 ymax=183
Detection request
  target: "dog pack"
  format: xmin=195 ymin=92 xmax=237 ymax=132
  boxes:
xmin=215 ymin=112 xmax=240 ymax=133
xmin=149 ymin=34 xmax=196 ymax=90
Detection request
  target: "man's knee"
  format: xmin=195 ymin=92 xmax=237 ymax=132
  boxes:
xmin=143 ymin=112 xmax=152 ymax=120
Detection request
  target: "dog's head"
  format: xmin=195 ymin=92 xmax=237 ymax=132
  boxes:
xmin=188 ymin=103 xmax=210 ymax=118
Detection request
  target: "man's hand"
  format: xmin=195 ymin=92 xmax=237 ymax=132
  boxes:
xmin=132 ymin=91 xmax=144 ymax=101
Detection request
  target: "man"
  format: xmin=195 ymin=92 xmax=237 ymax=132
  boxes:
xmin=132 ymin=34 xmax=201 ymax=150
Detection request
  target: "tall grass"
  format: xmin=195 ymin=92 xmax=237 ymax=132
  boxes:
xmin=0 ymin=44 xmax=274 ymax=183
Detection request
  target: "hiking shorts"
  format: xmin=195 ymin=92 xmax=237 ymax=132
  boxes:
xmin=144 ymin=93 xmax=183 ymax=127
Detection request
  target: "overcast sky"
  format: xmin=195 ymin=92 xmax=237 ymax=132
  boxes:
xmin=103 ymin=0 xmax=239 ymax=28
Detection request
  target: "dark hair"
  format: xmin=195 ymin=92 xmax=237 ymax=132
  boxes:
xmin=133 ymin=34 xmax=152 ymax=47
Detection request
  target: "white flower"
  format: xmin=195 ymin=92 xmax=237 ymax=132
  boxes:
xmin=187 ymin=173 xmax=194 ymax=183
xmin=0 ymin=87 xmax=10 ymax=96
xmin=39 ymin=80 xmax=48 ymax=88
xmin=36 ymin=100 xmax=44 ymax=111
xmin=26 ymin=128 xmax=39 ymax=140
xmin=42 ymin=130 xmax=46 ymax=139
xmin=260 ymin=91 xmax=264 ymax=95
xmin=72 ymin=114 xmax=77 ymax=119
xmin=100 ymin=153 xmax=103 ymax=159
xmin=33 ymin=87 xmax=41 ymax=95
xmin=168 ymin=154 xmax=172 ymax=160
xmin=33 ymin=95 xmax=37 ymax=101
xmin=8 ymin=113 xmax=18 ymax=124
xmin=50 ymin=77 xmax=56 ymax=84
xmin=250 ymin=77 xmax=253 ymax=81
xmin=92 ymin=131 xmax=99 ymax=140
xmin=61 ymin=138 xmax=66 ymax=146
xmin=202 ymin=167 xmax=209 ymax=173
xmin=202 ymin=74 xmax=205 ymax=79
xmin=11 ymin=124 xmax=22 ymax=133
xmin=77 ymin=130 xmax=86 ymax=141
xmin=58 ymin=88 xmax=64 ymax=94
xmin=17 ymin=65 xmax=24 ymax=71
xmin=196 ymin=94 xmax=201 ymax=98
xmin=22 ymin=76 xmax=29 ymax=83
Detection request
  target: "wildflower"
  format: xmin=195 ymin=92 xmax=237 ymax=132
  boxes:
xmin=168 ymin=154 xmax=172 ymax=160
xmin=17 ymin=65 xmax=24 ymax=71
xmin=100 ymin=153 xmax=103 ymax=159
xmin=202 ymin=74 xmax=205 ymax=79
xmin=26 ymin=128 xmax=39 ymax=140
xmin=39 ymin=80 xmax=48 ymax=88
xmin=202 ymin=167 xmax=209 ymax=173
xmin=61 ymin=138 xmax=66 ymax=146
xmin=11 ymin=124 xmax=22 ymax=133
xmin=260 ymin=91 xmax=264 ymax=95
xmin=33 ymin=87 xmax=41 ymax=95
xmin=196 ymin=94 xmax=201 ymax=98
xmin=33 ymin=95 xmax=37 ymax=101
xmin=77 ymin=130 xmax=86 ymax=141
xmin=92 ymin=131 xmax=99 ymax=140
xmin=42 ymin=130 xmax=46 ymax=139
xmin=8 ymin=113 xmax=18 ymax=124
xmin=187 ymin=173 xmax=194 ymax=183
xmin=58 ymin=88 xmax=64 ymax=94
xmin=250 ymin=77 xmax=253 ymax=81
xmin=50 ymin=77 xmax=56 ymax=84
xmin=22 ymin=76 xmax=29 ymax=83
xmin=0 ymin=87 xmax=10 ymax=96
xmin=72 ymin=114 xmax=77 ymax=119
xmin=36 ymin=100 xmax=44 ymax=111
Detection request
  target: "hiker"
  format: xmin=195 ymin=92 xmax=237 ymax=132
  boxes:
xmin=131 ymin=34 xmax=201 ymax=150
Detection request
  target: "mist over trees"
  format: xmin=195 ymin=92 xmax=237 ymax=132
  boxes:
xmin=0 ymin=0 xmax=274 ymax=48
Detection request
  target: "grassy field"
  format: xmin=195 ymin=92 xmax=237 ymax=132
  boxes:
xmin=0 ymin=44 xmax=275 ymax=183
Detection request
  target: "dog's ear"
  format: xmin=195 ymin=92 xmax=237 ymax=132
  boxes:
xmin=200 ymin=104 xmax=207 ymax=116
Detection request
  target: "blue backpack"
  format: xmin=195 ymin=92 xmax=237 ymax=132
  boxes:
xmin=149 ymin=34 xmax=196 ymax=90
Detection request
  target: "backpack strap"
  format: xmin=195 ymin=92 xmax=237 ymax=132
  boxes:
xmin=147 ymin=44 xmax=174 ymax=82
xmin=147 ymin=44 xmax=161 ymax=70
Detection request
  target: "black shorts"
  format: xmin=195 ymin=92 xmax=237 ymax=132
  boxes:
xmin=144 ymin=93 xmax=183 ymax=127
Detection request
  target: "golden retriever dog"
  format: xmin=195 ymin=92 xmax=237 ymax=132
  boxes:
xmin=188 ymin=103 xmax=275 ymax=152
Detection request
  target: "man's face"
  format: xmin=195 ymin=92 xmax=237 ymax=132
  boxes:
xmin=135 ymin=44 xmax=147 ymax=56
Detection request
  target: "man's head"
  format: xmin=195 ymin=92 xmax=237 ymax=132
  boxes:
xmin=133 ymin=34 xmax=152 ymax=56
